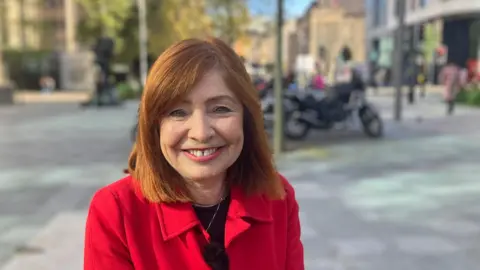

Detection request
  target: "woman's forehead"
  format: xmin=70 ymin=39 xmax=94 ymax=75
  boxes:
xmin=181 ymin=72 xmax=239 ymax=103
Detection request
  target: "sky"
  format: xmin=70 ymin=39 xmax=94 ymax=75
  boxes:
xmin=248 ymin=0 xmax=312 ymax=18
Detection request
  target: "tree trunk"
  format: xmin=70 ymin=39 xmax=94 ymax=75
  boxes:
xmin=19 ymin=0 xmax=26 ymax=49
xmin=226 ymin=0 xmax=234 ymax=46
xmin=0 ymin=0 xmax=7 ymax=85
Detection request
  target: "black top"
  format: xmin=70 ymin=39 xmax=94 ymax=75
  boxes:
xmin=193 ymin=196 xmax=230 ymax=270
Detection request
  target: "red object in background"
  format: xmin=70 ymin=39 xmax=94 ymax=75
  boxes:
xmin=436 ymin=46 xmax=447 ymax=57
xmin=467 ymin=59 xmax=480 ymax=81
xmin=256 ymin=82 xmax=266 ymax=91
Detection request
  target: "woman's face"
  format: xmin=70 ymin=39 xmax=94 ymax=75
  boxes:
xmin=159 ymin=71 xmax=244 ymax=183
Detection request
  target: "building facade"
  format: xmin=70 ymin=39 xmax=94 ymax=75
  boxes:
xmin=366 ymin=0 xmax=480 ymax=83
xmin=233 ymin=16 xmax=275 ymax=66
xmin=236 ymin=0 xmax=367 ymax=79
xmin=1 ymin=0 xmax=79 ymax=51
xmin=282 ymin=19 xmax=298 ymax=73
xmin=308 ymin=0 xmax=366 ymax=78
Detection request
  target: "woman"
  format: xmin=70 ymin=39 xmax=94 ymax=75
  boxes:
xmin=311 ymin=67 xmax=325 ymax=90
xmin=84 ymin=38 xmax=304 ymax=270
xmin=439 ymin=61 xmax=462 ymax=115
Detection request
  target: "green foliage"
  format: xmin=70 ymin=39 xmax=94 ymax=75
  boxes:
xmin=116 ymin=0 xmax=214 ymax=63
xmin=116 ymin=82 xmax=141 ymax=100
xmin=206 ymin=0 xmax=250 ymax=45
xmin=466 ymin=89 xmax=480 ymax=106
xmin=2 ymin=49 xmax=55 ymax=89
xmin=75 ymin=0 xmax=132 ymax=52
xmin=76 ymin=0 xmax=251 ymax=64
xmin=457 ymin=85 xmax=480 ymax=107
xmin=456 ymin=89 xmax=468 ymax=103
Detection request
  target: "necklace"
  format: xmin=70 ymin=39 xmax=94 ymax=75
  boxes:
xmin=193 ymin=196 xmax=225 ymax=232
xmin=205 ymin=201 xmax=222 ymax=232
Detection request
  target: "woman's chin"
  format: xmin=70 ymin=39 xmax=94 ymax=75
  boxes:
xmin=182 ymin=169 xmax=227 ymax=183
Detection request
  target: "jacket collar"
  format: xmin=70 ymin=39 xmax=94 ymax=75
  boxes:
xmin=157 ymin=186 xmax=273 ymax=241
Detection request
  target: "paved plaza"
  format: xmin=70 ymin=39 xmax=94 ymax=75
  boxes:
xmin=1 ymin=92 xmax=480 ymax=269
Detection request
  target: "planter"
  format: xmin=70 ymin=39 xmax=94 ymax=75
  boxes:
xmin=0 ymin=85 xmax=14 ymax=105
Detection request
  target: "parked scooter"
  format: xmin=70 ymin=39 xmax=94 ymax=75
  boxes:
xmin=262 ymin=93 xmax=300 ymax=130
xmin=284 ymin=83 xmax=383 ymax=140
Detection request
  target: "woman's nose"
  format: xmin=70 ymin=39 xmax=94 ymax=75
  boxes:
xmin=188 ymin=112 xmax=214 ymax=143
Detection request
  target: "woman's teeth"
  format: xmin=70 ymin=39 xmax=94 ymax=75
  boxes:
xmin=187 ymin=148 xmax=218 ymax=157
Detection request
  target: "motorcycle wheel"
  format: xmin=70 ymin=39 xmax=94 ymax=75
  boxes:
xmin=359 ymin=106 xmax=383 ymax=138
xmin=284 ymin=110 xmax=311 ymax=140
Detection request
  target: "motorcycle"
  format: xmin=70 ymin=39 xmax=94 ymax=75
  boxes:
xmin=284 ymin=84 xmax=383 ymax=140
xmin=261 ymin=88 xmax=301 ymax=131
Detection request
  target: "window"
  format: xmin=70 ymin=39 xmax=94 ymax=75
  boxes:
xmin=372 ymin=0 xmax=381 ymax=27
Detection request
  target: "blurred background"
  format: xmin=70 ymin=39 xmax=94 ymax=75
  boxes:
xmin=0 ymin=0 xmax=480 ymax=269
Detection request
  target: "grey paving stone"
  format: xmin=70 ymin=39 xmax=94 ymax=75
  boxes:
xmin=330 ymin=237 xmax=387 ymax=257
xmin=395 ymin=235 xmax=460 ymax=255
xmin=423 ymin=219 xmax=480 ymax=236
xmin=0 ymin=186 xmax=65 ymax=215
xmin=0 ymin=225 xmax=42 ymax=246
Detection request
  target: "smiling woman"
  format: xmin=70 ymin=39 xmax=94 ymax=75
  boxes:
xmin=84 ymin=37 xmax=304 ymax=270
xmin=132 ymin=37 xmax=284 ymax=204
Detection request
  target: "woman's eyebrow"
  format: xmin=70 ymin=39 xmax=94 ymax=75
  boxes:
xmin=180 ymin=95 xmax=239 ymax=105
xmin=205 ymin=95 xmax=238 ymax=104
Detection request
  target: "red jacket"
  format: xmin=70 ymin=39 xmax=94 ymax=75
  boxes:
xmin=84 ymin=175 xmax=304 ymax=270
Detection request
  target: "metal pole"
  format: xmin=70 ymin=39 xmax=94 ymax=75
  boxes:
xmin=100 ymin=0 xmax=107 ymax=36
xmin=226 ymin=0 xmax=234 ymax=46
xmin=273 ymin=0 xmax=284 ymax=157
xmin=0 ymin=1 xmax=5 ymax=86
xmin=19 ymin=0 xmax=26 ymax=49
xmin=407 ymin=24 xmax=419 ymax=104
xmin=65 ymin=0 xmax=77 ymax=52
xmin=393 ymin=0 xmax=406 ymax=121
xmin=136 ymin=0 xmax=148 ymax=86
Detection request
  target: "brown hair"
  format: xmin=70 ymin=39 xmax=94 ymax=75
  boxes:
xmin=127 ymin=37 xmax=285 ymax=203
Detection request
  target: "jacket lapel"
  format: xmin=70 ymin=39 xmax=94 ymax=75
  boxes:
xmin=157 ymin=202 xmax=199 ymax=241
xmin=225 ymin=187 xmax=273 ymax=248
xmin=155 ymin=185 xmax=274 ymax=246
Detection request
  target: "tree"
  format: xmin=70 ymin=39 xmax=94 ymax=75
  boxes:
xmin=116 ymin=0 xmax=213 ymax=63
xmin=165 ymin=0 xmax=212 ymax=39
xmin=76 ymin=0 xmax=132 ymax=52
xmin=147 ymin=0 xmax=212 ymax=55
xmin=206 ymin=0 xmax=250 ymax=45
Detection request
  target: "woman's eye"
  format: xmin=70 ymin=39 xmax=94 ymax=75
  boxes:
xmin=213 ymin=106 xmax=232 ymax=113
xmin=168 ymin=109 xmax=187 ymax=118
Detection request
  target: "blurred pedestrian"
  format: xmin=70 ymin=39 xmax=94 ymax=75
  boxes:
xmin=417 ymin=64 xmax=427 ymax=98
xmin=285 ymin=70 xmax=298 ymax=90
xmin=39 ymin=75 xmax=55 ymax=94
xmin=439 ymin=61 xmax=462 ymax=115
xmin=84 ymin=38 xmax=304 ymax=270
xmin=312 ymin=65 xmax=325 ymax=90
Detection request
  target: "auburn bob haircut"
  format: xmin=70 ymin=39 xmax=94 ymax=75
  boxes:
xmin=128 ymin=37 xmax=285 ymax=203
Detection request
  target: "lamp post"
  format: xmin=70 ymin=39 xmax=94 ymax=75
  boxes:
xmin=136 ymin=0 xmax=148 ymax=86
xmin=393 ymin=0 xmax=406 ymax=121
xmin=0 ymin=2 xmax=13 ymax=105
xmin=65 ymin=0 xmax=77 ymax=52
xmin=273 ymin=0 xmax=284 ymax=157
xmin=0 ymin=19 xmax=5 ymax=86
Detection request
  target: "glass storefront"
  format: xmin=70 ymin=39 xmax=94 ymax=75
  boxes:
xmin=469 ymin=20 xmax=480 ymax=60
xmin=468 ymin=20 xmax=480 ymax=80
